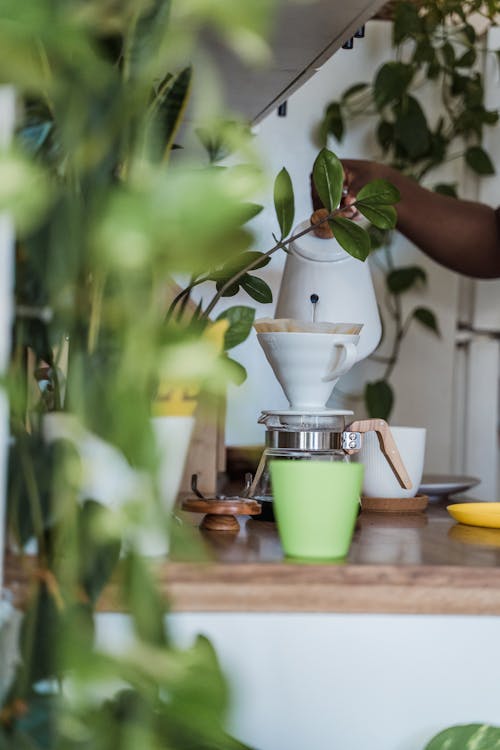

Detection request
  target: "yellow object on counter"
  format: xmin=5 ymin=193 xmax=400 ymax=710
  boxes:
xmin=152 ymin=385 xmax=199 ymax=417
xmin=448 ymin=523 xmax=500 ymax=546
xmin=152 ymin=319 xmax=229 ymax=417
xmin=447 ymin=502 xmax=500 ymax=529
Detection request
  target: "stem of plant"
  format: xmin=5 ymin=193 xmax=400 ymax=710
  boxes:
xmin=201 ymin=204 xmax=356 ymax=319
xmin=165 ymin=276 xmax=207 ymax=321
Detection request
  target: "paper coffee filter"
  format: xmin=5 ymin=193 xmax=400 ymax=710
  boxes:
xmin=253 ymin=318 xmax=363 ymax=335
xmin=253 ymin=317 xmax=290 ymax=333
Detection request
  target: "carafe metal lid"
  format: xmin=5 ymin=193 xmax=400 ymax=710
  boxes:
xmin=258 ymin=409 xmax=353 ymax=431
xmin=261 ymin=409 xmax=353 ymax=416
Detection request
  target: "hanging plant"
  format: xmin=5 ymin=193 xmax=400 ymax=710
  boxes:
xmin=319 ymin=0 xmax=499 ymax=419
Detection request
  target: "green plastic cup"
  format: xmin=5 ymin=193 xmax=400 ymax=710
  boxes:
xmin=269 ymin=460 xmax=364 ymax=560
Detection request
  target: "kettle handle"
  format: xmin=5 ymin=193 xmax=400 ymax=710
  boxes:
xmin=345 ymin=419 xmax=413 ymax=490
xmin=323 ymin=342 xmax=357 ymax=382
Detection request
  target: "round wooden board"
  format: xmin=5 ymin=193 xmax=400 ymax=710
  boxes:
xmin=181 ymin=497 xmax=262 ymax=516
xmin=361 ymin=494 xmax=429 ymax=514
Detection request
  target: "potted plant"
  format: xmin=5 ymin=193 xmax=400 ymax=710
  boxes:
xmin=0 ymin=0 xmax=400 ymax=746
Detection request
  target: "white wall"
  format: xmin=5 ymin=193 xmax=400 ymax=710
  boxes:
xmin=206 ymin=21 xmax=463 ymax=476
xmin=96 ymin=611 xmax=500 ymax=750
xmin=463 ymin=26 xmax=500 ymax=500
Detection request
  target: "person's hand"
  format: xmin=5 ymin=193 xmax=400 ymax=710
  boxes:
xmin=339 ymin=189 xmax=359 ymax=220
xmin=340 ymin=159 xmax=390 ymax=220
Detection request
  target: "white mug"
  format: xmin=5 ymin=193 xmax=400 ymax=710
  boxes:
xmin=257 ymin=331 xmax=359 ymax=410
xmin=357 ymin=426 xmax=426 ymax=499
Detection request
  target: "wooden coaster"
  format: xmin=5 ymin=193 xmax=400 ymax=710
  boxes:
xmin=181 ymin=497 xmax=262 ymax=532
xmin=361 ymin=495 xmax=429 ymax=514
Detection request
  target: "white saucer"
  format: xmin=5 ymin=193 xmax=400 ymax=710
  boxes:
xmin=418 ymin=474 xmax=480 ymax=498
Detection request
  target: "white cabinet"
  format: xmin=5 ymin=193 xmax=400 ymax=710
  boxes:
xmin=202 ymin=0 xmax=388 ymax=122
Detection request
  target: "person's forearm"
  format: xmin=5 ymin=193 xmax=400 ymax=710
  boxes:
xmin=384 ymin=167 xmax=500 ymax=279
xmin=341 ymin=159 xmax=500 ymax=279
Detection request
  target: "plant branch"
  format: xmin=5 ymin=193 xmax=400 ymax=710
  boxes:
xmin=201 ymin=204 xmax=354 ymax=319
xmin=165 ymin=275 xmax=207 ymax=320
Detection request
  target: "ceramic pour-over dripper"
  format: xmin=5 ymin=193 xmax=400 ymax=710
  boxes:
xmin=256 ymin=329 xmax=360 ymax=410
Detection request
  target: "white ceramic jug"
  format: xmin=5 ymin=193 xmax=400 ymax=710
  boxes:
xmin=274 ymin=221 xmax=381 ymax=361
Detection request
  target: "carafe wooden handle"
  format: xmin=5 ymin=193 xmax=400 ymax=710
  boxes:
xmin=346 ymin=419 xmax=413 ymax=490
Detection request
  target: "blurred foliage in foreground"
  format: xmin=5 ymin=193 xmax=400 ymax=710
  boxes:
xmin=0 ymin=0 xmax=400 ymax=747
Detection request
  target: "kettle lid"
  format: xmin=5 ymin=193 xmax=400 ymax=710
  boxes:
xmin=289 ymin=220 xmax=350 ymax=263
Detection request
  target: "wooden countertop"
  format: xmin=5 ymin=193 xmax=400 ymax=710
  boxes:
xmin=7 ymin=498 xmax=500 ymax=615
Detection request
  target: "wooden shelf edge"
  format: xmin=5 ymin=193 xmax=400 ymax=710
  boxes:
xmin=96 ymin=562 xmax=500 ymax=615
xmin=8 ymin=555 xmax=500 ymax=616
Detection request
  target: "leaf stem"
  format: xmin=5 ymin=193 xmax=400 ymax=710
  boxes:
xmin=166 ymin=275 xmax=207 ymax=320
xmin=201 ymin=204 xmax=353 ymax=319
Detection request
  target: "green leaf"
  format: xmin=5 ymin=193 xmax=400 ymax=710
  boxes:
xmin=223 ymin=356 xmax=247 ymax=385
xmin=215 ymin=250 xmax=271 ymax=280
xmin=462 ymin=24 xmax=477 ymax=44
xmin=393 ymin=2 xmax=422 ymax=44
xmin=216 ymin=306 xmax=255 ymax=350
xmin=239 ymin=202 xmax=263 ymax=224
xmin=413 ymin=307 xmax=440 ymax=336
xmin=195 ymin=126 xmax=231 ymax=163
xmin=457 ymin=48 xmax=476 ymax=68
xmin=425 ymin=724 xmax=500 ymax=750
xmin=433 ymin=183 xmax=458 ymax=198
xmin=19 ymin=582 xmax=61 ymax=685
xmin=441 ymin=42 xmax=455 ymax=68
xmin=273 ymin=167 xmax=295 ymax=239
xmin=427 ymin=61 xmax=441 ymax=80
xmin=393 ymin=96 xmax=431 ymax=159
xmin=357 ymin=179 xmax=400 ymax=206
xmin=341 ymin=83 xmax=369 ymax=102
xmin=240 ymin=274 xmax=273 ymax=304
xmin=357 ymin=204 xmax=397 ymax=230
xmin=374 ymin=62 xmax=414 ymax=110
xmin=423 ymin=5 xmax=440 ymax=32
xmin=413 ymin=41 xmax=435 ymax=65
xmin=195 ymin=119 xmax=253 ymax=164
xmin=465 ymin=78 xmax=484 ymax=109
xmin=78 ymin=500 xmax=121 ymax=605
xmin=59 ymin=602 xmax=95 ymax=671
xmin=377 ymin=120 xmax=394 ymax=152
xmin=129 ymin=0 xmax=173 ymax=76
xmin=451 ymin=72 xmax=467 ymax=96
xmin=323 ymin=101 xmax=344 ymax=142
xmin=156 ymin=67 xmax=193 ymax=160
xmin=387 ymin=266 xmax=427 ymax=293
xmin=365 ymin=380 xmax=394 ymax=420
xmin=215 ymin=280 xmax=240 ymax=297
xmin=427 ymin=131 xmax=447 ymax=165
xmin=353 ymin=178 xmax=398 ymax=235
xmin=123 ymin=552 xmax=167 ymax=647
xmin=465 ymin=145 xmax=495 ymax=175
xmin=482 ymin=109 xmax=499 ymax=125
xmin=330 ymin=217 xmax=370 ymax=261
xmin=312 ymin=148 xmax=344 ymax=212
xmin=367 ymin=225 xmax=390 ymax=251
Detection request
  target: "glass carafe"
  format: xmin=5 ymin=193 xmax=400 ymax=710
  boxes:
xmin=249 ymin=410 xmax=359 ymax=504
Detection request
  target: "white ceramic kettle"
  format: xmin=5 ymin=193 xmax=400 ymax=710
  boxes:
xmin=274 ymin=221 xmax=381 ymax=361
